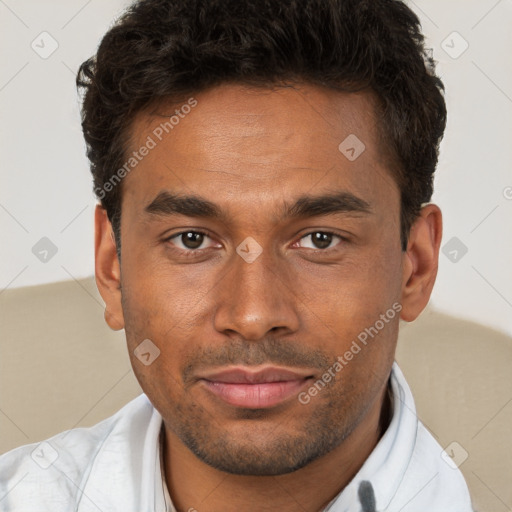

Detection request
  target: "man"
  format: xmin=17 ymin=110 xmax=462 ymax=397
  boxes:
xmin=0 ymin=0 xmax=474 ymax=510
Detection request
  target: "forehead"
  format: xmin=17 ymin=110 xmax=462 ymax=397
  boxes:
xmin=120 ymin=83 xmax=398 ymax=219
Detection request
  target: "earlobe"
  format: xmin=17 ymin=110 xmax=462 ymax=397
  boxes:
xmin=400 ymin=204 xmax=443 ymax=322
xmin=104 ymin=307 xmax=124 ymax=331
xmin=94 ymin=204 xmax=125 ymax=331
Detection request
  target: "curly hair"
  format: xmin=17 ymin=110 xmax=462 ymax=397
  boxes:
xmin=77 ymin=0 xmax=446 ymax=257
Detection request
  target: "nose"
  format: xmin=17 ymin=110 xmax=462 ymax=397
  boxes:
xmin=213 ymin=244 xmax=300 ymax=340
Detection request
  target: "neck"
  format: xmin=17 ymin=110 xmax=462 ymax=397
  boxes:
xmin=162 ymin=382 xmax=392 ymax=512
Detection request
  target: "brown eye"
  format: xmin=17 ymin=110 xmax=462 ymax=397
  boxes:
xmin=298 ymin=232 xmax=341 ymax=250
xmin=167 ymin=231 xmax=213 ymax=251
xmin=311 ymin=232 xmax=333 ymax=249
xmin=179 ymin=232 xmax=205 ymax=249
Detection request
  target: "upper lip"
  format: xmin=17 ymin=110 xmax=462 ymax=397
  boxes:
xmin=199 ymin=366 xmax=314 ymax=384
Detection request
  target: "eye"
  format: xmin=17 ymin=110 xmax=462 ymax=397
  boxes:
xmin=297 ymin=231 xmax=344 ymax=250
xmin=166 ymin=231 xmax=215 ymax=251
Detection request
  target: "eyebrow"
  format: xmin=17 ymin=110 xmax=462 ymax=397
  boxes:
xmin=143 ymin=190 xmax=372 ymax=221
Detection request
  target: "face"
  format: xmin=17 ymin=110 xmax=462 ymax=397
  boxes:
xmin=97 ymin=83 xmax=425 ymax=476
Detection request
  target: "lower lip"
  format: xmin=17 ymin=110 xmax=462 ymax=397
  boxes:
xmin=201 ymin=379 xmax=310 ymax=409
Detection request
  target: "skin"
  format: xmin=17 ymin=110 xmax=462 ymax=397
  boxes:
xmin=95 ymin=83 xmax=442 ymax=512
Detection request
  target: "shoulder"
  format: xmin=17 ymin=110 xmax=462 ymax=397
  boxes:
xmin=391 ymin=417 xmax=474 ymax=511
xmin=0 ymin=394 xmax=155 ymax=512
xmin=386 ymin=364 xmax=474 ymax=511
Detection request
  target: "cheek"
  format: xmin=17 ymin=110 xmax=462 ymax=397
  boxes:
xmin=121 ymin=281 xmax=191 ymax=407
xmin=122 ymin=249 xmax=207 ymax=322
xmin=298 ymin=249 xmax=401 ymax=336
xmin=295 ymin=263 xmax=401 ymax=392
xmin=120 ymin=256 xmax=211 ymax=374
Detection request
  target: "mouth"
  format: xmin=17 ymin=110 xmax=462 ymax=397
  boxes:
xmin=198 ymin=366 xmax=315 ymax=409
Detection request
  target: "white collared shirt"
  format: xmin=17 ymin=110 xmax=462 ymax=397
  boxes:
xmin=0 ymin=363 xmax=474 ymax=511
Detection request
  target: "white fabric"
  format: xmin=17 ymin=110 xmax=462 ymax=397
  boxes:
xmin=0 ymin=362 xmax=474 ymax=511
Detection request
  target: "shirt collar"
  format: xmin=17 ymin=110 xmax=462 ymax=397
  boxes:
xmin=323 ymin=361 xmax=418 ymax=511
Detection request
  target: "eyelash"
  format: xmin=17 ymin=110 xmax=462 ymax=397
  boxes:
xmin=163 ymin=230 xmax=217 ymax=258
xmin=163 ymin=230 xmax=347 ymax=256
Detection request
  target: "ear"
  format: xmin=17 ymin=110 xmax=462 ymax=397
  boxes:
xmin=94 ymin=204 xmax=125 ymax=331
xmin=400 ymin=204 xmax=443 ymax=322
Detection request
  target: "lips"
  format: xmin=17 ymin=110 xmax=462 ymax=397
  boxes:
xmin=198 ymin=366 xmax=314 ymax=409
